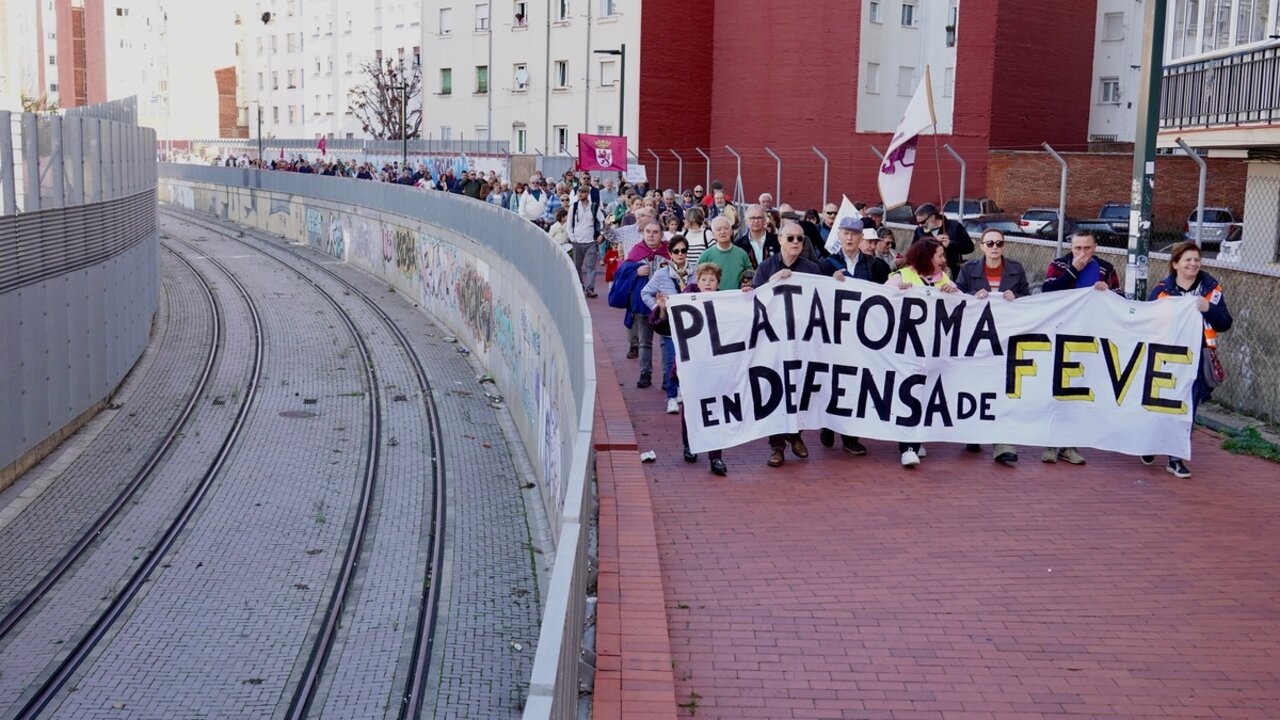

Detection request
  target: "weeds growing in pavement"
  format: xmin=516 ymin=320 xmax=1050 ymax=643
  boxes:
xmin=679 ymin=690 xmax=701 ymax=715
xmin=313 ymin=498 xmax=328 ymax=524
xmin=1222 ymin=426 xmax=1280 ymax=463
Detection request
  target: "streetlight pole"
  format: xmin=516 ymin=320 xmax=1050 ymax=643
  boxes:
xmin=592 ymin=44 xmax=625 ymax=137
xmin=1126 ymin=0 xmax=1168 ymax=300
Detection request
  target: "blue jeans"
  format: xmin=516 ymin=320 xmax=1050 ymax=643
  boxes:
xmin=661 ymin=336 xmax=677 ymax=399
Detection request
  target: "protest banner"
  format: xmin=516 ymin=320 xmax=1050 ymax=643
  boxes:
xmin=577 ymin=133 xmax=628 ymax=173
xmin=668 ymin=274 xmax=1203 ymax=457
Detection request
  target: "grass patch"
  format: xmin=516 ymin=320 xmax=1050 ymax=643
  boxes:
xmin=1221 ymin=427 xmax=1280 ymax=463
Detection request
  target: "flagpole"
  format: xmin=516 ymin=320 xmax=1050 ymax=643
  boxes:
xmin=931 ymin=124 xmax=945 ymax=208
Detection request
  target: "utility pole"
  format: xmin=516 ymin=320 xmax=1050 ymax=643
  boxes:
xmin=1127 ymin=0 xmax=1168 ymax=300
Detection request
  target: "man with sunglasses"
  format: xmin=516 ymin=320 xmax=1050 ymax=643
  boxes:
xmin=752 ymin=221 xmax=824 ymax=468
xmin=733 ymin=204 xmax=779 ymax=267
xmin=819 ymin=203 xmax=839 ymax=245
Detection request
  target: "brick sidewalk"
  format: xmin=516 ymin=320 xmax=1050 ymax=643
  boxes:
xmin=588 ymin=294 xmax=1280 ymax=720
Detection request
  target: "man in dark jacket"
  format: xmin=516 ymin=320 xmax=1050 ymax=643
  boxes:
xmin=1039 ymin=228 xmax=1121 ymax=466
xmin=911 ymin=202 xmax=974 ymax=278
xmin=754 ymin=221 xmax=824 ymax=468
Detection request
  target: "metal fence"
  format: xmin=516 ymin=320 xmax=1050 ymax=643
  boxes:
xmin=62 ymin=95 xmax=140 ymax=126
xmin=176 ymin=136 xmax=509 ymax=161
xmin=1161 ymin=45 xmax=1280 ymax=129
xmin=1 ymin=110 xmax=157 ymax=215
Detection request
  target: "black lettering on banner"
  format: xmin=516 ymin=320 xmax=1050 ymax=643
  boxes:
xmin=895 ymin=373 xmax=927 ymax=427
xmin=832 ymin=289 xmax=862 ymax=344
xmin=957 ymin=392 xmax=977 ymax=420
xmin=923 ymin=377 xmax=955 ymax=427
xmin=828 ymin=364 xmax=858 ymax=417
xmin=965 ymin=304 xmax=1003 ymax=358
xmin=750 ymin=365 xmax=783 ymax=419
xmin=774 ymin=285 xmax=802 ymax=341
xmin=933 ymin=299 xmax=965 ymax=357
xmin=748 ymin=295 xmax=779 ymax=349
xmin=979 ymin=392 xmax=996 ymax=420
xmin=1100 ymin=338 xmax=1145 ymax=405
xmin=707 ymin=302 xmax=746 ymax=356
xmin=1006 ymin=333 xmax=1051 ymax=398
xmin=800 ymin=362 xmax=830 ymax=412
xmin=699 ymin=397 xmax=720 ymax=427
xmin=1142 ymin=342 xmax=1192 ymax=414
xmin=1052 ymin=334 xmax=1098 ymax=401
xmin=782 ymin=359 xmax=804 ymax=413
xmin=857 ymin=295 xmax=895 ymax=350
xmin=722 ymin=393 xmax=744 ymax=423
xmin=671 ymin=304 xmax=704 ymax=362
xmin=857 ymin=369 xmax=895 ymax=422
xmin=802 ymin=290 xmax=831 ymax=343
xmin=895 ymin=297 xmax=928 ymax=356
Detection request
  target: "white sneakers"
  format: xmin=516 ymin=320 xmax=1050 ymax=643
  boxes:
xmin=901 ymin=449 xmax=921 ymax=467
xmin=666 ymin=398 xmax=679 ymax=414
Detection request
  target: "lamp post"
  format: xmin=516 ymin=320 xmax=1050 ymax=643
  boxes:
xmin=260 ymin=10 xmax=273 ymax=165
xmin=397 ymin=62 xmax=408 ymax=169
xmin=592 ymin=44 xmax=625 ymax=137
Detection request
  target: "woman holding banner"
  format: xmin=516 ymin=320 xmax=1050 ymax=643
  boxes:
xmin=1143 ymin=241 xmax=1233 ymax=479
xmin=955 ymin=229 xmax=1030 ymax=465
xmin=609 ymin=221 xmax=670 ymax=389
xmin=642 ymin=235 xmax=694 ymax=415
xmin=887 ymin=238 xmax=959 ymax=467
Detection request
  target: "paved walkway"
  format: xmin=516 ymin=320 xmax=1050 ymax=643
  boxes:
xmin=588 ymin=295 xmax=1280 ymax=720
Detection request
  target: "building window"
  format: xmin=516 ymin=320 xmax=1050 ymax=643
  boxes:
xmin=865 ymin=62 xmax=880 ymax=94
xmin=513 ymin=62 xmax=529 ymax=90
xmin=475 ymin=3 xmax=490 ymax=30
xmin=554 ymin=60 xmax=568 ymax=88
xmin=554 ymin=125 xmax=569 ymax=152
xmin=271 ymin=34 xmax=278 ymax=53
xmin=1100 ymin=77 xmax=1121 ymax=104
xmin=476 ymin=65 xmax=489 ymax=93
xmin=287 ymin=33 xmax=297 ymax=52
xmin=49 ymin=83 xmax=58 ymax=92
xmin=273 ymin=106 xmax=279 ymax=123
xmin=514 ymin=1 xmax=527 ymax=26
xmin=599 ymin=0 xmax=616 ymax=17
xmin=441 ymin=126 xmax=453 ymax=141
xmin=597 ymin=124 xmax=613 ymax=134
xmin=441 ymin=68 xmax=453 ymax=94
xmin=869 ymin=1 xmax=882 ymax=23
xmin=413 ymin=46 xmax=421 ymax=66
xmin=946 ymin=0 xmax=958 ymax=45
xmin=1103 ymin=11 xmax=1124 ymax=41
xmin=901 ymin=1 xmax=918 ymax=27
xmin=599 ymin=59 xmax=617 ymax=86
xmin=475 ymin=125 xmax=490 ymax=140
xmin=288 ymin=69 xmax=297 ymax=88
xmin=289 ymin=105 xmax=297 ymax=123
xmin=1237 ymin=0 xmax=1269 ymax=43
xmin=555 ymin=0 xmax=569 ymax=21
xmin=897 ymin=65 xmax=916 ymax=96
xmin=944 ymin=66 xmax=955 ymax=97
xmin=272 ymin=71 xmax=279 ymax=90
xmin=440 ymin=7 xmax=452 ymax=34
xmin=258 ymin=72 xmax=264 ymax=90
xmin=346 ymin=11 xmax=353 ymax=31
xmin=513 ymin=125 xmax=526 ymax=152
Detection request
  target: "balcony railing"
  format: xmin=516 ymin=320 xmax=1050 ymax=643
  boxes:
xmin=1161 ymin=44 xmax=1280 ymax=130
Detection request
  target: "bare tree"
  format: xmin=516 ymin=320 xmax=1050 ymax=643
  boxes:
xmin=347 ymin=59 xmax=422 ymax=140
xmin=20 ymin=92 xmax=60 ymax=115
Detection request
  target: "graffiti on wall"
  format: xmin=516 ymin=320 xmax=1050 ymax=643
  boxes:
xmin=455 ymin=263 xmax=493 ymax=352
xmin=539 ymin=353 xmax=565 ymax=506
xmin=392 ymin=227 xmax=417 ymax=278
xmin=344 ymin=216 xmax=380 ymax=272
xmin=326 ymin=213 xmax=345 ymax=259
xmin=418 ymin=232 xmax=462 ymax=315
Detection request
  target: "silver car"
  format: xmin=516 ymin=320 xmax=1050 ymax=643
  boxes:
xmin=1183 ymin=207 xmax=1240 ymax=250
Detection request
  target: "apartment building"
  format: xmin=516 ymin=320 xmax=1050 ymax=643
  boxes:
xmin=856 ymin=0 xmax=960 ymax=135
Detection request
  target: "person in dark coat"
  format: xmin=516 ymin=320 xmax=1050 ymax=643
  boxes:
xmin=911 ymin=202 xmax=974 ymax=278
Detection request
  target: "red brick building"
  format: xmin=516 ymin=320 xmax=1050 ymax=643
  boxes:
xmin=638 ymin=0 xmax=1101 ymax=211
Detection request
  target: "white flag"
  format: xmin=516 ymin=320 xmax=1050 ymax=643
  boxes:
xmin=824 ymin=195 xmax=861 ymax=255
xmin=877 ymin=66 xmax=937 ymax=211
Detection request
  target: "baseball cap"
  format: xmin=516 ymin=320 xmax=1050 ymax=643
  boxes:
xmin=837 ymin=216 xmax=864 ymax=231
xmin=867 ymin=207 xmax=885 ymax=217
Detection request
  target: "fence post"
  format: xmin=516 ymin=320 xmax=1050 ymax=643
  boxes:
xmin=669 ymin=149 xmax=683 ymax=193
xmin=647 ymin=148 xmax=661 ymax=191
xmin=1176 ymin=137 xmax=1207 ymax=246
xmin=811 ymin=146 xmax=829 ymax=209
xmin=0 ymin=112 xmax=15 ymax=214
xmin=870 ymin=145 xmax=885 ymax=162
xmin=724 ymin=145 xmax=744 ymax=205
xmin=48 ymin=115 xmax=66 ymax=209
xmin=1043 ymin=143 xmax=1069 ymax=256
xmin=942 ymin=144 xmax=965 ymax=222
xmin=695 ymin=147 xmax=711 ymax=193
xmin=764 ymin=146 xmax=781 ymax=207
xmin=21 ymin=112 xmax=40 ymax=211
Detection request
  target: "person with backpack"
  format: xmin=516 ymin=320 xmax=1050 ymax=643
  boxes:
xmin=567 ymin=185 xmax=605 ymax=297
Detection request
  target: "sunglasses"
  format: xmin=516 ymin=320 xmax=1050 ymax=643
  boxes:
xmin=825 ymin=211 xmax=837 ymax=216
xmin=983 ymin=240 xmax=1005 ymax=248
xmin=669 ymin=248 xmax=688 ymax=255
xmin=782 ymin=235 xmax=805 ymax=242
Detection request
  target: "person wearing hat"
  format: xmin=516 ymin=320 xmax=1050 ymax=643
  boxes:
xmin=864 ymin=205 xmax=885 ymax=231
xmin=911 ymin=202 xmax=974 ymax=278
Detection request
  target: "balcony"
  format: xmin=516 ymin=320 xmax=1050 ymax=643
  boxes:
xmin=1161 ymin=45 xmax=1280 ymax=131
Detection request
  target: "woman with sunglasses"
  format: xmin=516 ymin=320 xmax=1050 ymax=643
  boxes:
xmin=642 ymin=235 xmax=694 ymax=415
xmin=954 ymin=228 xmax=1030 ymax=465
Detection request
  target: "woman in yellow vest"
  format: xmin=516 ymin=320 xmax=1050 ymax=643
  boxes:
xmin=886 ymin=237 xmax=959 ymax=467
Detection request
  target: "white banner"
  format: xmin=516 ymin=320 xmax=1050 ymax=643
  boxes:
xmin=669 ymin=274 xmax=1204 ymax=457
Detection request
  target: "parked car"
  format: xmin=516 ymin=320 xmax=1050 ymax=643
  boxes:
xmin=1097 ymin=202 xmax=1131 ymax=234
xmin=962 ymin=214 xmax=1024 ymax=239
xmin=943 ymin=197 xmax=1000 ymax=221
xmin=1033 ymin=219 xmax=1127 ymax=249
xmin=1018 ymin=208 xmax=1060 ymax=235
xmin=881 ymin=204 xmax=916 ymax=225
xmin=1183 ymin=207 xmax=1240 ymax=250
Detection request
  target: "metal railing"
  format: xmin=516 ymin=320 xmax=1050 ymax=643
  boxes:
xmin=179 ymin=136 xmax=510 ymax=159
xmin=1161 ymin=44 xmax=1280 ymax=129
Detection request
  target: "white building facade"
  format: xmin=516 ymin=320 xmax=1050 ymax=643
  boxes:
xmin=233 ymin=0 xmax=641 ymax=154
xmin=855 ymin=0 xmax=959 ymax=135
